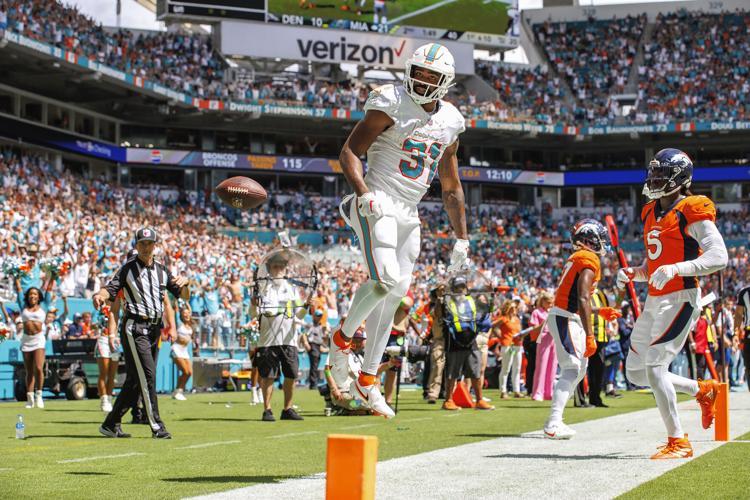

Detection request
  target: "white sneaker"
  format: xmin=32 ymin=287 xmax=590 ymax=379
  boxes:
xmin=25 ymin=392 xmax=34 ymax=409
xmin=35 ymin=391 xmax=44 ymax=409
xmin=544 ymin=422 xmax=576 ymax=440
xmin=482 ymin=396 xmax=492 ymax=402
xmin=350 ymin=379 xmax=395 ymax=419
xmin=101 ymin=396 xmax=113 ymax=412
xmin=251 ymin=389 xmax=261 ymax=405
xmin=173 ymin=390 xmax=187 ymax=401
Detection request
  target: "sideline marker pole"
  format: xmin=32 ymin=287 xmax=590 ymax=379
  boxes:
xmin=714 ymin=383 xmax=729 ymax=441
xmin=326 ymin=434 xmax=378 ymax=500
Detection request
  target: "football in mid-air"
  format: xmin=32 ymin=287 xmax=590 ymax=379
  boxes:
xmin=215 ymin=176 xmax=267 ymax=210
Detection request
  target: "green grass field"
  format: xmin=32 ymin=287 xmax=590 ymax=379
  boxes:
xmin=2 ymin=389 xmax=661 ymax=499
xmin=619 ymin=433 xmax=750 ymax=500
xmin=270 ymin=0 xmax=509 ymax=34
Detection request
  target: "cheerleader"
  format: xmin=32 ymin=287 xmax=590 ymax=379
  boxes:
xmin=96 ymin=304 xmax=119 ymax=412
xmin=16 ymin=277 xmax=53 ymax=409
xmin=172 ymin=306 xmax=194 ymax=401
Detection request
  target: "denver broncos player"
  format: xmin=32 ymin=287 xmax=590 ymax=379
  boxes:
xmin=544 ymin=219 xmax=617 ymax=439
xmin=617 ymin=148 xmax=728 ymax=459
xmin=331 ymin=43 xmax=468 ymax=418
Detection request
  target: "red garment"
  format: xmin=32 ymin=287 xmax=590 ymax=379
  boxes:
xmin=693 ymin=317 xmax=708 ymax=354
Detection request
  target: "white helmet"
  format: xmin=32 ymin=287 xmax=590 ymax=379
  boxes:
xmin=404 ymin=43 xmax=456 ymax=105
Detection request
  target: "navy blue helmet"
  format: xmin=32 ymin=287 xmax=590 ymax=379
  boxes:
xmin=643 ymin=148 xmax=693 ymax=200
xmin=571 ymin=218 xmax=611 ymax=256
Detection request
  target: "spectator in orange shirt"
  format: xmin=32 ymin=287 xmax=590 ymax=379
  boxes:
xmin=493 ymin=300 xmax=524 ymax=398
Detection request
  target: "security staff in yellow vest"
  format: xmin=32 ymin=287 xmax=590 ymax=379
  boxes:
xmin=586 ymin=289 xmax=611 ymax=407
xmin=441 ymin=276 xmax=494 ymax=411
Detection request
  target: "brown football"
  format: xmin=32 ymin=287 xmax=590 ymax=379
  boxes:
xmin=215 ymin=176 xmax=267 ymax=210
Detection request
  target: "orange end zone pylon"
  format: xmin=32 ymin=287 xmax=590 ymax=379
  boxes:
xmin=326 ymin=434 xmax=378 ymax=500
xmin=715 ymin=383 xmax=729 ymax=441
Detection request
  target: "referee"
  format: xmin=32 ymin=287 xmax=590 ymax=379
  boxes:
xmin=94 ymin=227 xmax=189 ymax=439
xmin=736 ymin=285 xmax=750 ymax=393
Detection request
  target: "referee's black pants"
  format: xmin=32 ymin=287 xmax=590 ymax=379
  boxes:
xmin=104 ymin=318 xmax=164 ymax=431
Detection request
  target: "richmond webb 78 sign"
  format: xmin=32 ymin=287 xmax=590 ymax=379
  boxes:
xmin=220 ymin=21 xmax=475 ymax=73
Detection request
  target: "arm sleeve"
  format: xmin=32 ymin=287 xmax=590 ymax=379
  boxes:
xmin=674 ymin=220 xmax=728 ymax=277
xmin=103 ymin=266 xmax=125 ymax=297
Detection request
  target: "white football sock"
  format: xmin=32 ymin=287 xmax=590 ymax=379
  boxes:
xmin=647 ymin=364 xmax=684 ymax=438
xmin=362 ymin=292 xmax=402 ymax=375
xmin=340 ymin=280 xmax=388 ymax=339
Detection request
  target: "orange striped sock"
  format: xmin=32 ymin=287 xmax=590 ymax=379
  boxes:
xmin=333 ymin=330 xmax=351 ymax=349
xmin=358 ymin=373 xmax=377 ymax=387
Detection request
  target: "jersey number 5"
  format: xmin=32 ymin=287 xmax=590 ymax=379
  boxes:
xmin=646 ymin=229 xmax=663 ymax=260
xmin=399 ymin=138 xmax=442 ymax=184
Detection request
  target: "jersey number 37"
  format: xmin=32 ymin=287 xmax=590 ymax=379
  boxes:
xmin=399 ymin=138 xmax=443 ymax=184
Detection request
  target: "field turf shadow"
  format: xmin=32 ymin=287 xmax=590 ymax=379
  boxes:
xmin=163 ymin=475 xmax=295 ymax=484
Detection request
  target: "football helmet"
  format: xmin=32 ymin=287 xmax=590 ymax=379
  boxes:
xmin=571 ymin=219 xmax=611 ymax=256
xmin=643 ymin=148 xmax=693 ymax=200
xmin=404 ymin=43 xmax=455 ymax=105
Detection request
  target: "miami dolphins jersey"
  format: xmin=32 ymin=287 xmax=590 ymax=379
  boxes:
xmin=363 ymin=84 xmax=465 ymax=205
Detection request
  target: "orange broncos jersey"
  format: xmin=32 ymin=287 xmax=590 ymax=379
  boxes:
xmin=554 ymin=249 xmax=601 ymax=314
xmin=641 ymin=195 xmax=716 ymax=296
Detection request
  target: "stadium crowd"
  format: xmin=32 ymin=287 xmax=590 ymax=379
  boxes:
xmin=533 ymin=14 xmax=647 ymax=125
xmin=635 ymin=10 xmax=750 ymax=123
xmin=0 ymin=1 xmax=748 ymax=126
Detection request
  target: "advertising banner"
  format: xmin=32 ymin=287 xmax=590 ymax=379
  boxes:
xmin=220 ymin=21 xmax=476 ymax=74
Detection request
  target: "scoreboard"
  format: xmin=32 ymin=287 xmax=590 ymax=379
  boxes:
xmin=158 ymin=0 xmax=266 ymax=22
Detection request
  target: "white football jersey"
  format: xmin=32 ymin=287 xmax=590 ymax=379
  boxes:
xmin=364 ymin=84 xmax=465 ymax=205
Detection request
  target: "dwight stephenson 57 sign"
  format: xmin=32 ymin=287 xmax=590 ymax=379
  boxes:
xmin=221 ymin=21 xmax=475 ymax=73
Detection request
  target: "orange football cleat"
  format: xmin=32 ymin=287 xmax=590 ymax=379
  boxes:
xmin=475 ymin=400 xmax=495 ymax=410
xmin=696 ymin=379 xmax=719 ymax=429
xmin=650 ymin=435 xmax=693 ymax=459
xmin=442 ymin=399 xmax=459 ymax=411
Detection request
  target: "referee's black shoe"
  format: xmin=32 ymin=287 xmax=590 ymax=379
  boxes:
xmin=280 ymin=408 xmax=304 ymax=421
xmin=99 ymin=423 xmax=131 ymax=438
xmin=152 ymin=426 xmax=172 ymax=439
xmin=262 ymin=409 xmax=276 ymax=422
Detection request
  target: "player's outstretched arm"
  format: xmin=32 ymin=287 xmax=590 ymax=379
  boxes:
xmin=676 ymin=220 xmax=728 ymax=276
xmin=339 ymin=110 xmax=392 ymax=196
xmin=438 ymin=141 xmax=468 ymax=240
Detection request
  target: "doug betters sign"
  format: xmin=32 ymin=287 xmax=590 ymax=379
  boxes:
xmin=221 ymin=22 xmax=475 ymax=74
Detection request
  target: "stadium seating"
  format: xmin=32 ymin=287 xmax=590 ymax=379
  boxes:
xmin=636 ymin=10 xmax=750 ymax=123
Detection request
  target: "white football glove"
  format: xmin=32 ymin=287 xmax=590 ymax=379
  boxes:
xmin=649 ymin=264 xmax=679 ymax=291
xmin=447 ymin=239 xmax=470 ymax=273
xmin=616 ymin=268 xmax=634 ymax=290
xmin=357 ymin=192 xmax=383 ymax=218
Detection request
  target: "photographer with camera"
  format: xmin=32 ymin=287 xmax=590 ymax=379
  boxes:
xmin=426 ymin=285 xmax=447 ymax=404
xmin=441 ymin=276 xmax=494 ymax=411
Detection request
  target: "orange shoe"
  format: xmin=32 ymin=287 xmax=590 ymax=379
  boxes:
xmin=475 ymin=400 xmax=495 ymax=410
xmin=650 ymin=434 xmax=693 ymax=459
xmin=442 ymin=400 xmax=459 ymax=411
xmin=696 ymin=379 xmax=719 ymax=429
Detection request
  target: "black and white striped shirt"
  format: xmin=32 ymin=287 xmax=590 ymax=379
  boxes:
xmin=737 ymin=286 xmax=750 ymax=331
xmin=104 ymin=256 xmax=181 ymax=321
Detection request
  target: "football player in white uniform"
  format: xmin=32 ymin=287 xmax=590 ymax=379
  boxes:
xmin=332 ymin=43 xmax=468 ymax=418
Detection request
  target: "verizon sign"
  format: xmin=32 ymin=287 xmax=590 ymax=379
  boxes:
xmin=221 ymin=22 xmax=475 ymax=74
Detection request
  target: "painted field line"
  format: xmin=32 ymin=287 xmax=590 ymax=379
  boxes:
xmin=400 ymin=417 xmax=432 ymax=423
xmin=267 ymin=431 xmax=320 ymax=440
xmin=175 ymin=440 xmax=242 ymax=450
xmin=0 ymin=468 xmax=13 ymax=472
xmin=58 ymin=452 xmax=145 ymax=464
xmin=388 ymin=0 xmax=456 ymax=24
xmin=340 ymin=423 xmax=379 ymax=430
xmin=443 ymin=413 xmax=462 ymax=418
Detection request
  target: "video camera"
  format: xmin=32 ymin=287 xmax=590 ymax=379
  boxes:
xmin=383 ymin=344 xmax=430 ymax=363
